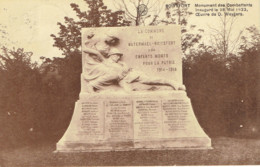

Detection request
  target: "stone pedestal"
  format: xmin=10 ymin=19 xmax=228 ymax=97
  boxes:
xmin=56 ymin=91 xmax=211 ymax=152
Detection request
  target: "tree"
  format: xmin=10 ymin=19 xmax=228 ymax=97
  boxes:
xmin=233 ymin=26 xmax=260 ymax=137
xmin=183 ymin=51 xmax=235 ymax=136
xmin=208 ymin=15 xmax=243 ymax=58
xmin=113 ymin=0 xmax=166 ymax=26
xmin=183 ymin=26 xmax=260 ymax=137
xmin=163 ymin=0 xmax=192 ymax=25
xmin=163 ymin=0 xmax=203 ymax=53
xmin=51 ymin=0 xmax=130 ymax=57
xmin=0 ymin=24 xmax=9 ymax=48
xmin=240 ymin=25 xmax=260 ymax=51
xmin=0 ymin=47 xmax=41 ymax=146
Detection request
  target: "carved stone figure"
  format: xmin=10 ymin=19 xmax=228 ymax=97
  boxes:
xmin=83 ymin=47 xmax=185 ymax=93
xmin=83 ymin=32 xmax=119 ymax=73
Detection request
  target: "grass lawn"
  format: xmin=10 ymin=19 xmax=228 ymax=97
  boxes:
xmin=1 ymin=137 xmax=260 ymax=166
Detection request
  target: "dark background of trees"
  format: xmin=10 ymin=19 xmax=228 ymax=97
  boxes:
xmin=0 ymin=0 xmax=259 ymax=149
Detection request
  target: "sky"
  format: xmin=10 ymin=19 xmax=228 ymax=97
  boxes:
xmin=0 ymin=0 xmax=86 ymax=62
xmin=0 ymin=0 xmax=259 ymax=62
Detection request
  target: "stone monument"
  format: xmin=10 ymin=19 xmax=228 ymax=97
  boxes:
xmin=56 ymin=25 xmax=211 ymax=152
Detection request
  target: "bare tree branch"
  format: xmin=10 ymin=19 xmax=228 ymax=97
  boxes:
xmin=121 ymin=0 xmax=136 ymax=18
xmin=145 ymin=0 xmax=150 ymax=7
xmin=129 ymin=0 xmax=138 ymax=8
xmin=230 ymin=29 xmax=244 ymax=53
xmin=208 ymin=15 xmax=244 ymax=57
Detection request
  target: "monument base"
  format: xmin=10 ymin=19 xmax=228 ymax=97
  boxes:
xmin=56 ymin=91 xmax=211 ymax=152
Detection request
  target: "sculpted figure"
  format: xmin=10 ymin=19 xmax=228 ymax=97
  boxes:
xmin=83 ymin=48 xmax=128 ymax=93
xmin=83 ymin=47 xmax=185 ymax=93
xmin=83 ymin=32 xmax=119 ymax=74
xmin=82 ymin=33 xmax=121 ymax=92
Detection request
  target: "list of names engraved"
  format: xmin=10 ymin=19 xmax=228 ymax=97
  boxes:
xmin=134 ymin=100 xmax=162 ymax=139
xmin=162 ymin=99 xmax=190 ymax=138
xmin=79 ymin=101 xmax=103 ymax=139
xmin=105 ymin=100 xmax=133 ymax=140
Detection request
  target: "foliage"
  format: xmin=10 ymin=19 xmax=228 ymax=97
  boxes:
xmin=207 ymin=16 xmax=244 ymax=58
xmin=51 ymin=0 xmax=130 ymax=56
xmin=113 ymin=0 xmax=165 ymax=26
xmin=240 ymin=26 xmax=260 ymax=51
xmin=183 ymin=29 xmax=260 ymax=136
xmin=163 ymin=0 xmax=203 ymax=53
xmin=0 ymin=47 xmax=40 ymax=147
xmin=164 ymin=0 xmax=192 ymax=26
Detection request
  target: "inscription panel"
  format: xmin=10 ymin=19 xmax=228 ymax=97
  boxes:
xmin=78 ymin=101 xmax=104 ymax=140
xmin=82 ymin=25 xmax=182 ymax=84
xmin=134 ymin=100 xmax=162 ymax=139
xmin=105 ymin=100 xmax=133 ymax=140
xmin=162 ymin=99 xmax=190 ymax=138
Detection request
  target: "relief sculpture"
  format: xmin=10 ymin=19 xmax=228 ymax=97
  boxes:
xmin=83 ymin=33 xmax=185 ymax=93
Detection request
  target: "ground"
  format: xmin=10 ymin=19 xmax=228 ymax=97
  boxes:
xmin=1 ymin=137 xmax=260 ymax=166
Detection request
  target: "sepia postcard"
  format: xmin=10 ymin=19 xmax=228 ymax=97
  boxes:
xmin=0 ymin=0 xmax=259 ymax=166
